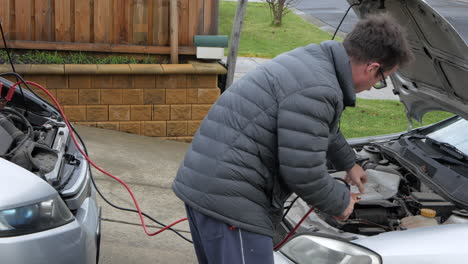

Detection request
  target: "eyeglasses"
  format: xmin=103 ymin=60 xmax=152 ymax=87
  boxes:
xmin=373 ymin=68 xmax=387 ymax=89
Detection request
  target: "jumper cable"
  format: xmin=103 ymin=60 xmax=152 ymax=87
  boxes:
xmin=7 ymin=80 xmax=188 ymax=237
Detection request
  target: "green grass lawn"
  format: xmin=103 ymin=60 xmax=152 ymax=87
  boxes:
xmin=219 ymin=1 xmax=334 ymax=58
xmin=341 ymin=99 xmax=453 ymax=138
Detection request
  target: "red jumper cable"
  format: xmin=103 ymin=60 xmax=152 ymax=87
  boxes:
xmin=7 ymin=80 xmax=187 ymax=236
xmin=273 ymin=207 xmax=315 ymax=251
xmin=8 ymin=80 xmax=317 ymax=249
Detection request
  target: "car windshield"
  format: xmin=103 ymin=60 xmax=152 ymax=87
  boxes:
xmin=426 ymin=118 xmax=468 ymax=156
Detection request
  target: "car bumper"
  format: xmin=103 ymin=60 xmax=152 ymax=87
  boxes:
xmin=0 ymin=190 xmax=100 ymax=264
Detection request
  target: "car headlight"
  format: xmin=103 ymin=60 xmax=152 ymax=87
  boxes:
xmin=280 ymin=234 xmax=381 ymax=264
xmin=0 ymin=196 xmax=74 ymax=237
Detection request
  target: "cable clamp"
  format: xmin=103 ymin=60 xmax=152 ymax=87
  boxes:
xmin=5 ymin=82 xmax=17 ymax=102
xmin=0 ymin=81 xmax=19 ymax=108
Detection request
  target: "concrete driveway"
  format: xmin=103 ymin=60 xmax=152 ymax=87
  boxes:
xmin=75 ymin=125 xmax=196 ymax=264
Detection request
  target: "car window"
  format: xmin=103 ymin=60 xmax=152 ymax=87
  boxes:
xmin=426 ymin=118 xmax=468 ymax=155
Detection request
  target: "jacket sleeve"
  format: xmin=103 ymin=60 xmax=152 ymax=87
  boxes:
xmin=277 ymin=86 xmax=350 ymax=216
xmin=327 ymin=129 xmax=356 ymax=171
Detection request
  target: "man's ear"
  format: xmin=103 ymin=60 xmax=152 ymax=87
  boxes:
xmin=366 ymin=62 xmax=380 ymax=76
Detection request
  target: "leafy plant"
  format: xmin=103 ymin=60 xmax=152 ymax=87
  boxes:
xmin=69 ymin=52 xmax=93 ymax=64
xmin=0 ymin=50 xmax=168 ymax=64
xmin=142 ymin=55 xmax=158 ymax=64
xmin=23 ymin=50 xmax=64 ymax=64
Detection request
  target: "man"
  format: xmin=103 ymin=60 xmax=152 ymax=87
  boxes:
xmin=173 ymin=13 xmax=413 ymax=264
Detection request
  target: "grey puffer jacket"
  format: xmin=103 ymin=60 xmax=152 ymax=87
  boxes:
xmin=172 ymin=41 xmax=357 ymax=237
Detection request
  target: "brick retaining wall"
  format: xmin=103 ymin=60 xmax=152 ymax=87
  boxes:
xmin=0 ymin=63 xmax=226 ymax=142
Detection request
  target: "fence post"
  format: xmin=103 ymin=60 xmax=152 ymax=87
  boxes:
xmin=226 ymin=0 xmax=248 ymax=89
xmin=170 ymin=0 xmax=179 ymax=64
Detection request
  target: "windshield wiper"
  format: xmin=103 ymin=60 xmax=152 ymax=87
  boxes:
xmin=409 ymin=134 xmax=468 ymax=163
xmin=426 ymin=137 xmax=468 ymax=161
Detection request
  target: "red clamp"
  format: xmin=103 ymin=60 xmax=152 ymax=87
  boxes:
xmin=5 ymin=81 xmax=20 ymax=102
xmin=0 ymin=81 xmax=22 ymax=108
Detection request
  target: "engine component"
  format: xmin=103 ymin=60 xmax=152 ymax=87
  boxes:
xmin=378 ymin=159 xmax=390 ymax=166
xmin=444 ymin=210 xmax=468 ymax=224
xmin=0 ymin=109 xmax=27 ymax=155
xmin=356 ymin=145 xmax=382 ymax=163
xmin=0 ymin=107 xmax=58 ymax=176
xmin=364 ymin=145 xmax=380 ymax=154
xmin=9 ymin=141 xmax=58 ymax=174
xmin=418 ymin=202 xmax=456 ymax=218
xmin=453 ymin=209 xmax=468 ymax=217
xmin=325 ymin=168 xmax=405 ymax=234
xmin=411 ymin=192 xmax=445 ymax=202
xmin=0 ymin=124 xmax=13 ymax=155
xmin=354 ymin=208 xmax=389 ymax=225
xmin=409 ymin=192 xmax=456 ymax=220
xmin=400 ymin=210 xmax=439 ymax=229
xmin=332 ymin=169 xmax=401 ymax=201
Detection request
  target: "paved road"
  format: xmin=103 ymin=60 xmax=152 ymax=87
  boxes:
xmin=294 ymin=0 xmax=358 ymax=35
xmin=294 ymin=0 xmax=468 ymax=41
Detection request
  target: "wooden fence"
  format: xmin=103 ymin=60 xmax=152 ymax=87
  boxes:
xmin=0 ymin=0 xmax=219 ymax=55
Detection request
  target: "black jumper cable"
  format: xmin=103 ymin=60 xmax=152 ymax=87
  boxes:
xmin=0 ymin=21 xmax=192 ymax=243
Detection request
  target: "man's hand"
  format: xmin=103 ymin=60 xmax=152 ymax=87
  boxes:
xmin=334 ymin=193 xmax=361 ymax=221
xmin=345 ymin=164 xmax=368 ymax=193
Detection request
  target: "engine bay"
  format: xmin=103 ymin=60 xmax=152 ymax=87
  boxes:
xmin=324 ymin=143 xmax=462 ymax=235
xmin=282 ymin=139 xmax=468 ymax=240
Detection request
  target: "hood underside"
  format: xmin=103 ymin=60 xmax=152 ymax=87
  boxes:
xmin=350 ymin=0 xmax=468 ymax=122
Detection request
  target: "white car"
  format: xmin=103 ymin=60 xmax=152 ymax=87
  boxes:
xmin=274 ymin=0 xmax=468 ymax=263
xmin=0 ymin=76 xmax=100 ymax=263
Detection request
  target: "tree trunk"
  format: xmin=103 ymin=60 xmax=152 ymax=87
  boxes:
xmin=272 ymin=1 xmax=284 ymax=26
xmin=273 ymin=16 xmax=282 ymax=26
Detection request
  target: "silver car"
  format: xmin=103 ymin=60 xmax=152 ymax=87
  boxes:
xmin=274 ymin=0 xmax=468 ymax=263
xmin=0 ymin=77 xmax=100 ymax=263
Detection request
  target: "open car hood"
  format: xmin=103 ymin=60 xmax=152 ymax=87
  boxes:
xmin=349 ymin=0 xmax=468 ymax=122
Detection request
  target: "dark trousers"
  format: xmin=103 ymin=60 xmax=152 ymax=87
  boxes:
xmin=185 ymin=204 xmax=274 ymax=264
